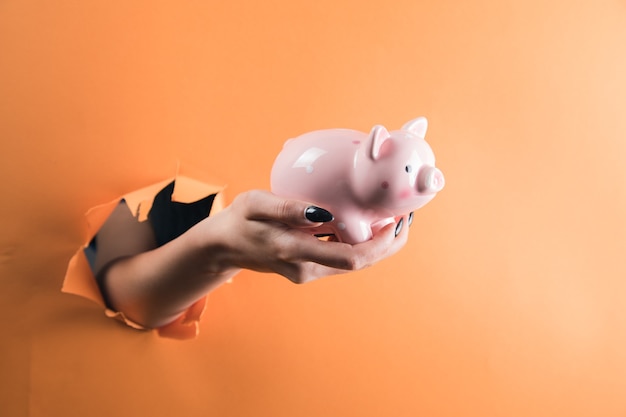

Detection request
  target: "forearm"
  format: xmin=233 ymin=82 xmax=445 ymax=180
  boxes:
xmin=101 ymin=221 xmax=240 ymax=328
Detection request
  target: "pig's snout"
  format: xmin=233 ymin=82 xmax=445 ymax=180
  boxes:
xmin=417 ymin=166 xmax=445 ymax=194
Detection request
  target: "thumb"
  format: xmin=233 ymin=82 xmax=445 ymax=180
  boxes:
xmin=241 ymin=190 xmax=334 ymax=228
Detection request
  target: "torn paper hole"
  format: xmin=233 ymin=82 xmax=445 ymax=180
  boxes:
xmin=62 ymin=171 xmax=225 ymax=340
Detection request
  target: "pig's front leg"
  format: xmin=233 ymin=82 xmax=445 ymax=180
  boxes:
xmin=333 ymin=217 xmax=374 ymax=245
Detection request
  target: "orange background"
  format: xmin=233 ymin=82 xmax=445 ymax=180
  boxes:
xmin=1 ymin=1 xmax=626 ymax=416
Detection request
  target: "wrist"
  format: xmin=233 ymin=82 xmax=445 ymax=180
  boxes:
xmin=187 ymin=214 xmax=242 ymax=279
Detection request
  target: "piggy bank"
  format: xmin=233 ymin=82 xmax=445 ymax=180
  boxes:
xmin=270 ymin=117 xmax=444 ymax=244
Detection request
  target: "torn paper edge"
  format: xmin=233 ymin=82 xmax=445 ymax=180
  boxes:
xmin=62 ymin=167 xmax=225 ymax=339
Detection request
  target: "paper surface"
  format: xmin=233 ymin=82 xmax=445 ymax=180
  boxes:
xmin=3 ymin=1 xmax=626 ymax=415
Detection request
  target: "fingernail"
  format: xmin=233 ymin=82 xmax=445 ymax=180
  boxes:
xmin=305 ymin=206 xmax=334 ymax=222
xmin=408 ymin=212 xmax=414 ymax=227
xmin=395 ymin=218 xmax=404 ymax=237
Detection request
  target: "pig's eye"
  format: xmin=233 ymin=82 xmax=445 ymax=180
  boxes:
xmin=405 ymin=165 xmax=412 ymax=173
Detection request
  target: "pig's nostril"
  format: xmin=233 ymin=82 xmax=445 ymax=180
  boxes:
xmin=418 ymin=166 xmax=445 ymax=193
xmin=431 ymin=169 xmax=445 ymax=190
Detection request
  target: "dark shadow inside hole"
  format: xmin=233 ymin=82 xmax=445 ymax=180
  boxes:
xmin=84 ymin=181 xmax=218 ymax=303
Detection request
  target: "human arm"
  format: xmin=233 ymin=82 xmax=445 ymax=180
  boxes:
xmin=94 ymin=190 xmax=409 ymax=329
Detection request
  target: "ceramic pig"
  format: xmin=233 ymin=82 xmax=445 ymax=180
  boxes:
xmin=270 ymin=117 xmax=444 ymax=244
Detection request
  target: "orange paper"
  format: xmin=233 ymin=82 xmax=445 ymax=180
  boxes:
xmin=2 ymin=1 xmax=626 ymax=416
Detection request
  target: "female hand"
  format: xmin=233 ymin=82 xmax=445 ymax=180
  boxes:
xmin=196 ymin=190 xmax=410 ymax=284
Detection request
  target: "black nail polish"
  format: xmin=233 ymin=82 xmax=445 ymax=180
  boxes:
xmin=408 ymin=212 xmax=414 ymax=227
xmin=305 ymin=206 xmax=334 ymax=222
xmin=395 ymin=218 xmax=404 ymax=237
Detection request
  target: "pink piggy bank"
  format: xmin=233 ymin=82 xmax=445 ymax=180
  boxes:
xmin=270 ymin=117 xmax=445 ymax=244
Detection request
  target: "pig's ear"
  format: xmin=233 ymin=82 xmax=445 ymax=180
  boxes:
xmin=402 ymin=117 xmax=428 ymax=138
xmin=368 ymin=125 xmax=392 ymax=160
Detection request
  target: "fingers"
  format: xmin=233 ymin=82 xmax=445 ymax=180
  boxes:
xmin=280 ymin=219 xmax=407 ymax=284
xmin=288 ymin=217 xmax=405 ymax=272
xmin=236 ymin=190 xmax=333 ymax=228
xmin=386 ymin=214 xmax=410 ymax=258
